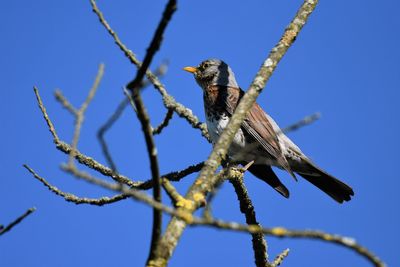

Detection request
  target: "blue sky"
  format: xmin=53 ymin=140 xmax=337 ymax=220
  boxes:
xmin=1 ymin=0 xmax=399 ymax=266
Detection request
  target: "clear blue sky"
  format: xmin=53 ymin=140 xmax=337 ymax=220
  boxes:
xmin=1 ymin=0 xmax=399 ymax=266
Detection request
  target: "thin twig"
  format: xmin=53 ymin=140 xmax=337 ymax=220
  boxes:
xmin=24 ymin=164 xmax=191 ymax=220
xmin=26 ymin=164 xmax=128 ymax=205
xmin=271 ymin=249 xmax=290 ymax=267
xmin=97 ymin=62 xmax=169 ymax=171
xmin=281 ymin=112 xmax=321 ymax=134
xmin=68 ymin=63 xmax=104 ymax=167
xmin=162 ymin=179 xmax=184 ymax=206
xmin=125 ymin=0 xmax=176 ymax=91
xmin=0 ymin=207 xmax=36 ymax=236
xmin=192 ymin=221 xmax=385 ymax=267
xmin=54 ymin=89 xmax=78 ymax=116
xmin=34 ymin=86 xmax=201 ymax=189
xmin=97 ymin=97 xmax=129 ymax=171
xmin=163 ymin=161 xmax=204 ymax=181
xmin=152 ymin=108 xmax=174 ymax=135
xmin=34 ymin=87 xmax=59 ymax=142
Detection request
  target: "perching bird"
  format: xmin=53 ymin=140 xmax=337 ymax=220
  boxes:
xmin=183 ymin=59 xmax=354 ymax=203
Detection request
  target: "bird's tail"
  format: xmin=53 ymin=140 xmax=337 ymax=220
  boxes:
xmin=297 ymin=159 xmax=354 ymax=203
xmin=247 ymin=164 xmax=290 ymax=198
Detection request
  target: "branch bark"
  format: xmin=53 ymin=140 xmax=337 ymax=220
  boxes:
xmin=150 ymin=1 xmax=320 ymax=266
xmin=124 ymin=1 xmax=177 ymax=263
xmin=25 ymin=163 xmax=385 ymax=267
xmin=229 ymin=175 xmax=269 ymax=267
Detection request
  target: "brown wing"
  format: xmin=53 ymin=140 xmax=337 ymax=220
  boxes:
xmin=209 ymin=85 xmax=294 ymax=176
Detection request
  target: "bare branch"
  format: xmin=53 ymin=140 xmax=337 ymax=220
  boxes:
xmin=34 ymin=86 xmax=59 ymax=142
xmin=25 ymin=163 xmax=384 ymax=267
xmin=27 ymin=2 xmax=384 ymax=267
xmin=97 ymin=63 xmax=169 ymax=171
xmin=89 ymin=0 xmax=210 ymax=141
xmin=163 ymin=161 xmax=204 ymax=181
xmin=34 ymin=86 xmax=140 ymax=187
xmin=125 ymin=0 xmax=176 ymax=91
xmin=271 ymin=249 xmax=290 ymax=267
xmin=152 ymin=1 xmax=320 ymax=265
xmin=161 ymin=179 xmax=183 ymax=206
xmin=281 ymin=112 xmax=321 ymax=134
xmin=0 ymin=207 xmax=36 ymax=236
xmin=97 ymin=97 xmax=129 ymax=171
xmin=34 ymin=86 xmax=201 ymax=190
xmin=192 ymin=221 xmax=385 ymax=267
xmin=152 ymin=108 xmax=174 ymax=135
xmin=25 ymin=164 xmax=127 ymax=205
xmin=68 ymin=63 xmax=104 ymax=167
xmin=54 ymin=89 xmax=78 ymax=116
xmin=125 ymin=89 xmax=164 ymax=262
xmin=124 ymin=1 xmax=177 ymax=262
xmin=24 ymin=164 xmax=194 ymax=222
xmin=229 ymin=173 xmax=269 ymax=267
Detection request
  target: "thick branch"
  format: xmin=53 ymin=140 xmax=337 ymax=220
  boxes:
xmin=152 ymin=1 xmax=320 ymax=265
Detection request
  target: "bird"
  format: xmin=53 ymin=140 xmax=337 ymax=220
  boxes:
xmin=183 ymin=58 xmax=354 ymax=203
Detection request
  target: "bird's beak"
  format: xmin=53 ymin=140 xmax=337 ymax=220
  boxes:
xmin=183 ymin=66 xmax=197 ymax=73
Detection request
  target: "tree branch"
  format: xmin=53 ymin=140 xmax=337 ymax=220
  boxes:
xmin=97 ymin=63 xmax=169 ymax=172
xmin=68 ymin=63 xmax=104 ymax=167
xmin=89 ymin=0 xmax=210 ymax=141
xmin=123 ymin=1 xmax=177 ymax=262
xmin=151 ymin=1 xmax=320 ymax=265
xmin=271 ymin=249 xmax=289 ymax=267
xmin=25 ymin=163 xmax=384 ymax=267
xmin=281 ymin=112 xmax=321 ymax=134
xmin=229 ymin=174 xmax=269 ymax=267
xmin=33 ymin=86 xmax=202 ymax=190
xmin=0 ymin=207 xmax=36 ymax=236
xmin=152 ymin=108 xmax=174 ymax=135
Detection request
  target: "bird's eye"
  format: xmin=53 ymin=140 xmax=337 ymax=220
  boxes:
xmin=202 ymin=62 xmax=209 ymax=69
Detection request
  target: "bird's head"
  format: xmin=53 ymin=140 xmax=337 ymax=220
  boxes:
xmin=183 ymin=59 xmax=238 ymax=89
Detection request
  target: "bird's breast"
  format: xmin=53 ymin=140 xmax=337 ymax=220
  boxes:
xmin=205 ymin=113 xmax=246 ymax=150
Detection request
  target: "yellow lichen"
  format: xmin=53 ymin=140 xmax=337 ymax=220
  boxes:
xmin=146 ymin=258 xmax=167 ymax=267
xmin=175 ymin=196 xmax=194 ymax=210
xmin=248 ymin=225 xmax=262 ymax=233
xmin=271 ymin=227 xmax=288 ymax=236
xmin=193 ymin=193 xmax=205 ymax=202
xmin=282 ymin=29 xmax=297 ymax=46
xmin=177 ymin=210 xmax=194 ymax=224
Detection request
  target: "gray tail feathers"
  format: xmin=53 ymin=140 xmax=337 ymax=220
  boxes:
xmin=248 ymin=164 xmax=290 ymax=198
xmin=298 ymin=162 xmax=354 ymax=203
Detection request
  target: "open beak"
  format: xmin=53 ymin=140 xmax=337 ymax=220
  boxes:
xmin=183 ymin=66 xmax=197 ymax=73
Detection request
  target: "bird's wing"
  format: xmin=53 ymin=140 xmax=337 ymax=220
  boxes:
xmin=212 ymin=85 xmax=294 ymax=176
